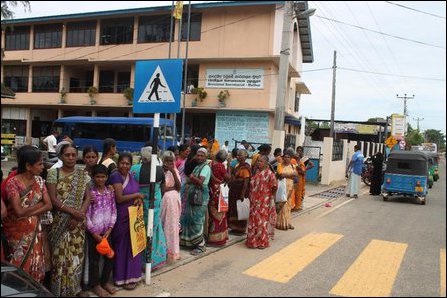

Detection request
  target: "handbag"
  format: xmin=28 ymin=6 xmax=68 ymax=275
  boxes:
xmin=188 ymin=163 xmax=207 ymax=206
xmin=189 ymin=186 xmax=204 ymax=206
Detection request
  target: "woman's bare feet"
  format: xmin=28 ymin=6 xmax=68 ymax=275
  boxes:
xmin=92 ymin=285 xmax=110 ymax=297
xmin=103 ymin=283 xmax=118 ymax=295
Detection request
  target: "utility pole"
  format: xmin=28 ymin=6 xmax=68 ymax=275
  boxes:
xmin=329 ymin=50 xmax=337 ymax=138
xmin=413 ymin=117 xmax=424 ymax=131
xmin=396 ymin=93 xmax=414 ymax=134
xmin=396 ymin=93 xmax=414 ymax=116
xmin=272 ymin=1 xmax=293 ymax=149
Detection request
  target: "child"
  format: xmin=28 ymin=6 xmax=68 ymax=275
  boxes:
xmin=86 ymin=164 xmax=118 ymax=297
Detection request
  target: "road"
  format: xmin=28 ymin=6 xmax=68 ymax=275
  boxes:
xmin=118 ymin=157 xmax=446 ymax=297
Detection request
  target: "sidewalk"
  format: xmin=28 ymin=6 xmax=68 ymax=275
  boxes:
xmin=148 ymin=181 xmax=347 ymax=279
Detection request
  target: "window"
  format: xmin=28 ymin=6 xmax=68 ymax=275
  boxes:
xmin=34 ymin=24 xmax=62 ymax=49
xmin=99 ymin=71 xmax=114 ymax=93
xmin=100 ymin=18 xmax=133 ymax=45
xmin=117 ymin=72 xmax=130 ymax=93
xmin=4 ymin=65 xmax=29 ymax=92
xmin=32 ymin=66 xmax=60 ymax=92
xmin=5 ymin=26 xmax=30 ymax=50
xmin=184 ymin=64 xmax=199 ymax=91
xmin=74 ymin=123 xmax=151 ymax=142
xmin=332 ymin=140 xmax=344 ymax=161
xmin=397 ymin=162 xmax=411 ymax=170
xmin=181 ymin=13 xmax=202 ymax=41
xmin=66 ymin=21 xmax=96 ymax=47
xmin=138 ymin=15 xmax=174 ymax=43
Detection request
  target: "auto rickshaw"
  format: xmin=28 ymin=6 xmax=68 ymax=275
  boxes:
xmin=426 ymin=152 xmax=440 ymax=182
xmin=382 ymin=151 xmax=429 ymax=205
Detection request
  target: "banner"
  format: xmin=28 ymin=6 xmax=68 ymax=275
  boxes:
xmin=129 ymin=206 xmax=147 ymax=257
xmin=391 ymin=114 xmax=406 ymax=138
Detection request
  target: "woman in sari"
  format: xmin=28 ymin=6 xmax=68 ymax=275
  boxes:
xmin=292 ymin=146 xmax=314 ymax=211
xmin=207 ymin=150 xmax=230 ymax=247
xmin=130 ymin=146 xmax=167 ymax=271
xmin=276 ymin=150 xmax=298 ymax=230
xmin=3 ymin=146 xmax=52 ymax=282
xmin=160 ymin=151 xmax=182 ymax=264
xmin=175 ymin=144 xmax=190 ymax=183
xmin=180 ymin=148 xmax=211 ymax=255
xmin=111 ymin=153 xmax=145 ymax=289
xmin=246 ymin=155 xmax=277 ymax=249
xmin=181 ymin=145 xmax=200 ymax=217
xmin=228 ymin=149 xmax=251 ymax=235
xmin=46 ymin=143 xmax=91 ymax=297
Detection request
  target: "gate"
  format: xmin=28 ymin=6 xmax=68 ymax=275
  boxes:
xmin=303 ymin=146 xmax=321 ymax=183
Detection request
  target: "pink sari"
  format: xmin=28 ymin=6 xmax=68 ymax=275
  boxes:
xmin=160 ymin=169 xmax=182 ymax=261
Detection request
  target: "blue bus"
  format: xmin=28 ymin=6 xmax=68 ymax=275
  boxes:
xmin=53 ymin=116 xmax=175 ymax=152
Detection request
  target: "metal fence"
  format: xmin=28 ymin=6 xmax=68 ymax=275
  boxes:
xmin=332 ymin=140 xmax=344 ymax=161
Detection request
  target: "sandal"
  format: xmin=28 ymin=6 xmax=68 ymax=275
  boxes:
xmin=77 ymin=291 xmax=91 ymax=297
xmin=190 ymin=247 xmax=206 ymax=256
xmin=123 ymin=283 xmax=137 ymax=290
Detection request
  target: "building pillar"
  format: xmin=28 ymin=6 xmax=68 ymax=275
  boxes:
xmin=61 ymin=22 xmax=67 ymax=49
xmin=91 ymin=110 xmax=97 ymax=117
xmin=129 ymin=110 xmax=133 ymax=117
xmin=93 ymin=64 xmax=99 ymax=88
xmin=58 ymin=109 xmax=64 ymax=119
xmin=28 ymin=65 xmax=33 ymax=92
xmin=95 ymin=20 xmax=101 ymax=46
xmin=130 ymin=63 xmax=135 ymax=88
xmin=25 ymin=108 xmax=32 ymax=144
xmin=59 ymin=65 xmax=65 ymax=92
xmin=113 ymin=71 xmax=118 ymax=93
xmin=29 ymin=25 xmax=34 ymax=50
xmin=133 ymin=17 xmax=138 ymax=45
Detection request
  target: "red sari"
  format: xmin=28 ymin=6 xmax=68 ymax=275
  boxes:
xmin=207 ymin=162 xmax=229 ymax=246
xmin=246 ymin=168 xmax=278 ymax=249
xmin=3 ymin=176 xmax=46 ymax=282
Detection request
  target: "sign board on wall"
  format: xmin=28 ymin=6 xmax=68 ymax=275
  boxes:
xmin=391 ymin=114 xmax=406 ymax=139
xmin=215 ymin=111 xmax=270 ymax=145
xmin=205 ymin=69 xmax=264 ymax=89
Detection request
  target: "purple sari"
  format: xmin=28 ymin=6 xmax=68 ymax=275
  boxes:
xmin=110 ymin=171 xmax=142 ymax=286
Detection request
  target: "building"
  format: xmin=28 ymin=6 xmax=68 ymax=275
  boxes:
xmin=1 ymin=1 xmax=313 ymax=148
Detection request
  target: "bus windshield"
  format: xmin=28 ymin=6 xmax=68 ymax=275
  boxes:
xmin=53 ymin=117 xmax=174 ymax=152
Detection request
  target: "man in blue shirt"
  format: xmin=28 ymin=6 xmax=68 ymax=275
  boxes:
xmin=346 ymin=145 xmax=364 ymax=198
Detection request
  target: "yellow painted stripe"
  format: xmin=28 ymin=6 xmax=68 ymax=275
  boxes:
xmin=441 ymin=249 xmax=446 ymax=297
xmin=330 ymin=239 xmax=407 ymax=297
xmin=243 ymin=232 xmax=343 ymax=283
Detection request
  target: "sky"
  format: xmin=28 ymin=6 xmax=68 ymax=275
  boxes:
xmin=9 ymin=1 xmax=447 ymax=133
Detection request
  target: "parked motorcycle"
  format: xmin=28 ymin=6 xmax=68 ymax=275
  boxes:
xmin=361 ymin=157 xmax=374 ymax=186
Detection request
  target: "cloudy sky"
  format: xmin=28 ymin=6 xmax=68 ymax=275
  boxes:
xmin=10 ymin=1 xmax=446 ymax=133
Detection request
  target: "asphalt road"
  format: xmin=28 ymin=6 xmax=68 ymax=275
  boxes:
xmin=118 ymin=157 xmax=446 ymax=297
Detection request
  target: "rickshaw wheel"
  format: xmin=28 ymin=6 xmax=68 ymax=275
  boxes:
xmin=419 ymin=197 xmax=426 ymax=205
xmin=383 ymin=195 xmax=388 ymax=201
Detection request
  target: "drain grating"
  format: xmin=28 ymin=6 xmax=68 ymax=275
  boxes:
xmin=310 ymin=186 xmax=346 ymax=199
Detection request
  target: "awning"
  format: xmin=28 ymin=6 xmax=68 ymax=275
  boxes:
xmin=295 ymin=82 xmax=311 ymax=94
xmin=285 ymin=115 xmax=301 ymax=127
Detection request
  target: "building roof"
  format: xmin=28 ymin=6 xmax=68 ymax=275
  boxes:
xmin=2 ymin=1 xmax=285 ymax=25
xmin=1 ymin=1 xmax=314 ymax=63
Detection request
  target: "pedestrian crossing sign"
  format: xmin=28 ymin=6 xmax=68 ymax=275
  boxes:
xmin=133 ymin=59 xmax=183 ymax=114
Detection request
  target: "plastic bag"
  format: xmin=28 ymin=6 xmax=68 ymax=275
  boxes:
xmin=237 ymin=198 xmax=250 ymax=221
xmin=275 ymin=178 xmax=287 ymax=203
xmin=128 ymin=205 xmax=146 ymax=257
xmin=218 ymin=184 xmax=229 ymax=213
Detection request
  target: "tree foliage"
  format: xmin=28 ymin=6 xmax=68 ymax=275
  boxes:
xmin=424 ymin=129 xmax=446 ymax=150
xmin=1 ymin=1 xmax=30 ymax=21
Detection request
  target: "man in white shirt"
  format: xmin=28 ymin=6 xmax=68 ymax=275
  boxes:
xmin=221 ymin=140 xmax=229 ymax=153
xmin=43 ymin=130 xmax=59 ymax=159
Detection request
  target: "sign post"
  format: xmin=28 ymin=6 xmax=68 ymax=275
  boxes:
xmin=133 ymin=59 xmax=182 ymax=284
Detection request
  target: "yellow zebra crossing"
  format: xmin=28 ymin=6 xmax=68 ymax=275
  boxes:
xmin=243 ymin=233 xmax=445 ymax=296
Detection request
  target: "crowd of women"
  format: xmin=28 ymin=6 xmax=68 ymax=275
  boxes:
xmin=0 ymin=138 xmax=313 ymax=297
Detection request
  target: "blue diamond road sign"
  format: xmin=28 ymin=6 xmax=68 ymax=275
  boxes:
xmin=133 ymin=59 xmax=183 ymax=114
